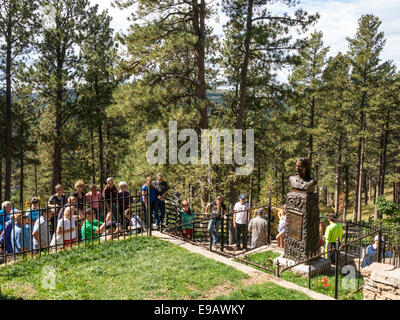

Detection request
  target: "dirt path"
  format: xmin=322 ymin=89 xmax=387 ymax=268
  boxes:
xmin=152 ymin=231 xmax=335 ymax=300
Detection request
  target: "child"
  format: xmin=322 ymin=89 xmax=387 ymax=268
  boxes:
xmin=276 ymin=205 xmax=287 ymax=249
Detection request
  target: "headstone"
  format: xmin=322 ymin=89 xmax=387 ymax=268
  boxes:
xmin=284 ymin=158 xmax=321 ymax=262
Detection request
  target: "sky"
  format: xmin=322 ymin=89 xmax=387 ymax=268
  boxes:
xmin=90 ymin=0 xmax=400 ymax=82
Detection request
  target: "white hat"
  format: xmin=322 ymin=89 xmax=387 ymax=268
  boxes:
xmin=374 ymin=235 xmax=385 ymax=242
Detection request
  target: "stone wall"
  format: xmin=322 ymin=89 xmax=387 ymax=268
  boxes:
xmin=361 ymin=263 xmax=400 ymax=300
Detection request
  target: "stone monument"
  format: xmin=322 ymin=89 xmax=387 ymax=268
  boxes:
xmin=284 ymin=157 xmax=320 ymax=261
xmin=274 ymin=158 xmax=331 ymax=277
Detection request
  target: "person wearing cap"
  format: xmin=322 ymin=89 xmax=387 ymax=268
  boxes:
xmin=248 ymin=208 xmax=269 ymax=249
xmin=32 ymin=208 xmax=54 ymax=250
xmin=205 ymin=196 xmax=227 ymax=250
xmin=181 ymin=200 xmax=194 ymax=241
xmin=233 ymin=195 xmax=250 ymax=250
xmin=81 ymin=209 xmax=113 ymax=241
xmin=323 ymin=213 xmax=343 ymax=264
xmin=26 ymin=197 xmax=41 ymax=223
xmin=361 ymin=235 xmax=392 ymax=268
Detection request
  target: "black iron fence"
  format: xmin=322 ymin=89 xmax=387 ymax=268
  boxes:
xmin=2 ymin=190 xmax=399 ymax=300
xmin=0 ymin=190 xmax=156 ymax=265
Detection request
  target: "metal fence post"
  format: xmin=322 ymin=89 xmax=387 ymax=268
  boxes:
xmin=334 ymin=238 xmax=340 ymax=299
xmin=221 ymin=213 xmax=224 ymax=252
xmin=147 ymin=188 xmax=152 ymax=236
xmin=377 ymin=224 xmax=382 ymax=263
xmin=344 ymin=221 xmax=349 ymax=265
xmin=275 ymin=260 xmax=280 ymax=278
xmin=267 ymin=197 xmax=271 ymax=245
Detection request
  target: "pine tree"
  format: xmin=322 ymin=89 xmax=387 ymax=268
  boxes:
xmin=346 ymin=14 xmax=386 ymax=222
xmin=31 ymin=0 xmax=99 ymax=191
xmin=0 ymin=0 xmax=40 ymax=200
xmin=289 ymin=31 xmax=329 ymax=167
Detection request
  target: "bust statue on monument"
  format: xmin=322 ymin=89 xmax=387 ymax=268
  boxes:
xmin=289 ymin=158 xmax=317 ymax=193
xmin=284 ymin=157 xmax=320 ymax=261
xmin=274 ymin=157 xmax=331 ymax=275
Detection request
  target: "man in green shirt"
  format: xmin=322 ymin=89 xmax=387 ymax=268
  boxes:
xmin=324 ymin=213 xmax=344 ymax=264
xmin=82 ymin=209 xmax=112 ymax=241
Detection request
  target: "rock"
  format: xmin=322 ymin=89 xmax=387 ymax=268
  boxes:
xmin=273 ymin=256 xmax=331 ymax=277
xmin=363 ymin=290 xmax=376 ymax=300
xmin=381 ymin=291 xmax=400 ymax=300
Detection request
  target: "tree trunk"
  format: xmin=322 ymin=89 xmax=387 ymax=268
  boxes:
xmin=323 ymin=186 xmax=328 ymax=206
xmin=192 ymin=0 xmax=208 ymax=130
xmin=236 ymin=0 xmax=253 ymax=131
xmin=98 ymin=123 xmax=104 ymax=191
xmin=34 ymin=161 xmax=38 ymax=197
xmin=308 ymin=96 xmax=315 ymax=167
xmin=353 ymin=110 xmax=366 ymax=223
xmin=52 ymin=96 xmax=63 ymax=191
xmin=228 ymin=0 xmax=253 ymax=209
xmin=91 ymin=125 xmax=96 ymax=184
xmin=4 ymin=24 xmax=13 ymax=201
xmin=257 ymin=162 xmax=261 ymax=201
xmin=334 ymin=134 xmax=343 ymax=215
xmin=379 ymin=111 xmax=389 ymax=198
xmin=281 ymin=168 xmax=285 ymax=204
xmin=363 ymin=169 xmax=368 ymax=205
xmin=20 ymin=150 xmax=24 ymax=209
xmin=0 ymin=156 xmax=3 ymax=204
xmin=343 ymin=164 xmax=349 ymax=221
xmin=105 ymin=125 xmax=111 ymax=178
xmin=357 ymin=139 xmax=365 ymax=222
xmin=249 ymin=176 xmax=253 ymax=207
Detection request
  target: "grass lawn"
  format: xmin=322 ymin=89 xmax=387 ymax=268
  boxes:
xmin=237 ymin=251 xmax=364 ymax=300
xmin=0 ymin=236 xmax=248 ymax=300
xmin=215 ymin=282 xmax=312 ymax=300
xmin=0 ymin=236 xmax=313 ymax=300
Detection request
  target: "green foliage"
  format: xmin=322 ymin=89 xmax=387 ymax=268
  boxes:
xmin=376 ymin=196 xmax=399 ymax=220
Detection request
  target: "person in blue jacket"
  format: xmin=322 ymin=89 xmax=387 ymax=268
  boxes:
xmin=361 ymin=235 xmax=392 ymax=268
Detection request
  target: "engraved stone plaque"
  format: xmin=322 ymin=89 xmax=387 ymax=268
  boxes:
xmin=287 ymin=209 xmax=303 ymax=241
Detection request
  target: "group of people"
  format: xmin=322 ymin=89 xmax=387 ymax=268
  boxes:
xmin=179 ymin=194 xmax=277 ymax=251
xmin=0 ymin=174 xmax=172 ymax=256
xmin=2 ymin=173 xmax=390 ymax=268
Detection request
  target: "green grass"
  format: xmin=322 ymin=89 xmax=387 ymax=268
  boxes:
xmin=215 ymin=282 xmax=312 ymax=300
xmin=237 ymin=251 xmax=364 ymax=300
xmin=0 ymin=236 xmax=250 ymax=300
